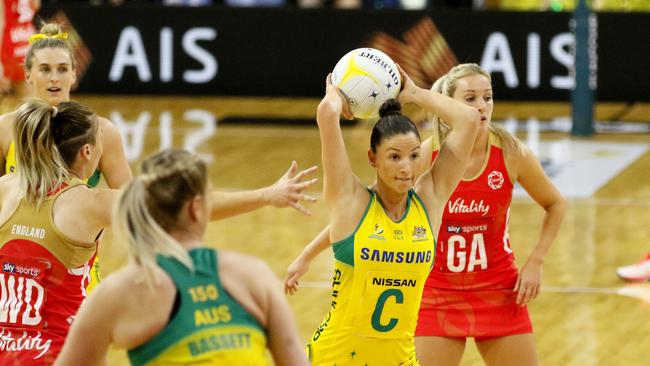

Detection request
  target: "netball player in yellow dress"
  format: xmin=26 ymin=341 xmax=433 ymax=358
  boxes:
xmin=307 ymin=69 xmax=480 ymax=365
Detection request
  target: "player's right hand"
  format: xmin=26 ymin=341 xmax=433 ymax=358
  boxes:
xmin=285 ymin=255 xmax=310 ymax=295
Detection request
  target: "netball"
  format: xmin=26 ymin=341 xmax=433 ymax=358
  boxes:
xmin=331 ymin=48 xmax=401 ymax=119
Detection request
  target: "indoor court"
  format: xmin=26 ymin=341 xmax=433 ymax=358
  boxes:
xmin=0 ymin=0 xmax=648 ymax=364
xmin=3 ymin=95 xmax=644 ymax=365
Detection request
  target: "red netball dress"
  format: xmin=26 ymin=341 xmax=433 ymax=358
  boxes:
xmin=416 ymin=134 xmax=532 ymax=340
xmin=0 ymin=181 xmax=97 ymax=364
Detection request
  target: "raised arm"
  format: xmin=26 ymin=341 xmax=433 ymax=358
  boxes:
xmin=317 ymin=75 xmax=368 ymax=240
xmin=209 ymin=161 xmax=317 ymax=220
xmin=399 ymin=67 xmax=480 ymax=215
xmin=511 ymin=146 xmax=567 ymax=306
xmin=318 ymin=75 xmax=360 ymax=204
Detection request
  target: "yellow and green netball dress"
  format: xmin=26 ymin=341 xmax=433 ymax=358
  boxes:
xmin=128 ymin=248 xmax=268 ymax=366
xmin=6 ymin=140 xmax=103 ymax=292
xmin=308 ymin=189 xmax=435 ymax=366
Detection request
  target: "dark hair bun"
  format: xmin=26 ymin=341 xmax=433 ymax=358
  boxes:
xmin=379 ymin=99 xmax=402 ymax=118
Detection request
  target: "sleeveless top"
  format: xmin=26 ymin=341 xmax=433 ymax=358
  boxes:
xmin=308 ymin=189 xmax=435 ymax=365
xmin=128 ymin=248 xmax=268 ymax=366
xmin=427 ymin=132 xmax=517 ymax=289
xmin=0 ymin=179 xmax=96 ymax=364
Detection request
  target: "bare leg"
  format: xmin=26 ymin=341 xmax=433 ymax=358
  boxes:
xmin=415 ymin=336 xmax=466 ymax=366
xmin=475 ymin=333 xmax=538 ymax=366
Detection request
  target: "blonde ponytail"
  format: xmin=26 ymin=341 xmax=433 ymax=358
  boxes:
xmin=113 ymin=178 xmax=193 ymax=289
xmin=14 ymin=99 xmax=98 ymax=207
xmin=112 ymin=149 xmax=208 ymax=289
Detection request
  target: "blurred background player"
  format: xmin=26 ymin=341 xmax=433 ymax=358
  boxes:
xmin=55 ymin=149 xmax=309 ymax=366
xmin=0 ymin=0 xmax=39 ymax=95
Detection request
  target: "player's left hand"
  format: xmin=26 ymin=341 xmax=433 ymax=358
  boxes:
xmin=396 ymin=63 xmax=418 ymax=106
xmin=514 ymin=257 xmax=543 ymax=306
xmin=265 ymin=161 xmax=318 ymax=216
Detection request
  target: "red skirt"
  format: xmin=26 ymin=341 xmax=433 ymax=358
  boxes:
xmin=415 ymin=265 xmax=533 ymax=340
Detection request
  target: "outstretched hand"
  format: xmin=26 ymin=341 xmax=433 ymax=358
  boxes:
xmin=266 ymin=161 xmax=318 ymax=216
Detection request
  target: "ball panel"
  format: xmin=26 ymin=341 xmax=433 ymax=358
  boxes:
xmin=345 ymin=77 xmax=381 ymax=118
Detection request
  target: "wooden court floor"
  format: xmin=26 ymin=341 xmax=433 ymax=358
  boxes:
xmin=3 ymin=96 xmax=648 ymax=365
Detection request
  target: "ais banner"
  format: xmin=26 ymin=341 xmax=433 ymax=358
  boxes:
xmin=39 ymin=5 xmax=649 ymax=101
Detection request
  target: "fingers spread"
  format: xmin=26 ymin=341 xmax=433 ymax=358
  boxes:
xmin=284 ymin=160 xmax=298 ymax=178
xmin=294 ymin=166 xmax=318 ymax=181
xmin=295 ymin=179 xmax=318 ymax=191
xmin=300 ymin=194 xmax=318 ymax=203
xmin=290 ymin=202 xmax=311 ymax=216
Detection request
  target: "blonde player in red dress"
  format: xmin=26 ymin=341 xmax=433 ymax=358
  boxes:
xmin=0 ymin=99 xmax=318 ymax=364
xmin=415 ymin=63 xmax=566 ymax=366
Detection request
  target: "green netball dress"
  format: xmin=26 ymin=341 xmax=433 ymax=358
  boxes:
xmin=128 ymin=248 xmax=268 ymax=366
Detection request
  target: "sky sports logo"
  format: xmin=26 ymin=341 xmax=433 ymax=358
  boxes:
xmin=2 ymin=262 xmax=41 ymax=278
xmin=447 ymin=225 xmax=461 ymax=234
